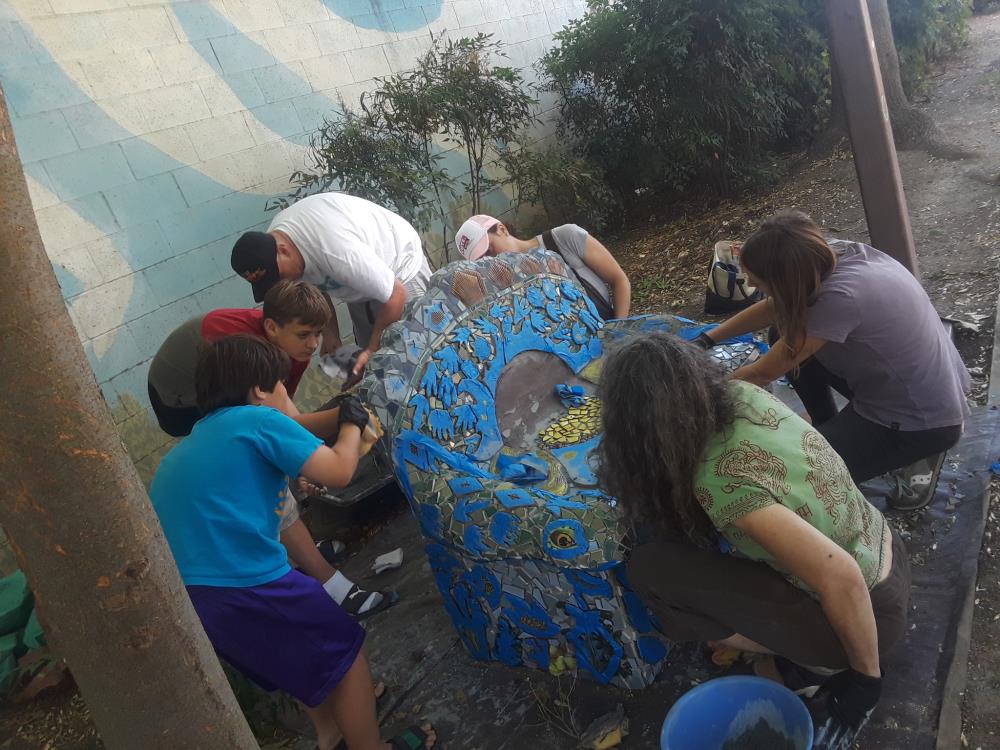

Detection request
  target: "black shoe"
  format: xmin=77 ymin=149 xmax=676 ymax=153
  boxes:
xmin=340 ymin=585 xmax=399 ymax=620
xmin=886 ymin=451 xmax=946 ymax=511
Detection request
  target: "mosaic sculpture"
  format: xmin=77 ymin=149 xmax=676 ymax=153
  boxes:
xmin=361 ymin=249 xmax=761 ymax=689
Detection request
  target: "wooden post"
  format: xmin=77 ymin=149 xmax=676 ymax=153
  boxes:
xmin=825 ymin=0 xmax=920 ymax=277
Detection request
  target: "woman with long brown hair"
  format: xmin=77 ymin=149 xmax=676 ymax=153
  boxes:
xmin=698 ymin=210 xmax=969 ymax=508
xmin=600 ymin=333 xmax=910 ymax=750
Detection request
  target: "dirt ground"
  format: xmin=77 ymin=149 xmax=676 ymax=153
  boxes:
xmin=612 ymin=15 xmax=1000 ymax=404
xmin=5 ymin=11 xmax=1000 ymax=749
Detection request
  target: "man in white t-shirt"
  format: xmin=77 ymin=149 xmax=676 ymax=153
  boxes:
xmin=232 ymin=193 xmax=432 ymax=386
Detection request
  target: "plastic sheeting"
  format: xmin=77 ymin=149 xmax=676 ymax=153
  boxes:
xmin=849 ymin=405 xmax=998 ymax=748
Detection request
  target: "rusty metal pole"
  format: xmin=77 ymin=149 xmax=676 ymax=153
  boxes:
xmin=0 ymin=86 xmax=258 ymax=747
xmin=825 ymin=0 xmax=920 ymax=278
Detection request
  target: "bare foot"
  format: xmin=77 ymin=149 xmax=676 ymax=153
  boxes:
xmin=420 ymin=724 xmax=437 ymax=749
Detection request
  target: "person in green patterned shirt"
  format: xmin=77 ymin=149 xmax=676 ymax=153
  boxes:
xmin=599 ymin=333 xmax=911 ymax=750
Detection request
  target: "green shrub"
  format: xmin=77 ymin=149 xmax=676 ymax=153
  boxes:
xmin=890 ymin=0 xmax=971 ymax=94
xmin=276 ymin=34 xmax=545 ymax=260
xmin=542 ymin=0 xmax=829 ymax=208
xmin=271 ymin=102 xmax=446 ymax=236
xmin=500 ymin=144 xmax=622 ymax=231
xmin=422 ymin=34 xmax=538 ymax=215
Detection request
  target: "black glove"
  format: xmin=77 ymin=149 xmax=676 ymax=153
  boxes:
xmin=692 ymin=332 xmax=715 ymax=350
xmin=338 ymin=395 xmax=371 ymax=432
xmin=809 ymin=669 xmax=882 ymax=750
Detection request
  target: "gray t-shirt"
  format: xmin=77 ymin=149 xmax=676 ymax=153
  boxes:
xmin=147 ymin=315 xmax=204 ymax=408
xmin=536 ymin=224 xmax=612 ymax=310
xmin=807 ymin=239 xmax=970 ymax=430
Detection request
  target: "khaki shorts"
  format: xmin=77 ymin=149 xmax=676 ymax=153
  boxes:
xmin=347 ymin=261 xmax=431 ymax=349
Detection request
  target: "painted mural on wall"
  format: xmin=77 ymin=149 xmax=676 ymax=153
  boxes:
xmin=0 ymin=0 xmax=583 ymax=477
xmin=361 ymin=249 xmax=761 ymax=688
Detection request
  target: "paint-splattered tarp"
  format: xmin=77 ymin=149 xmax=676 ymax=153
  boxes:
xmin=361 ymin=249 xmax=761 ymax=688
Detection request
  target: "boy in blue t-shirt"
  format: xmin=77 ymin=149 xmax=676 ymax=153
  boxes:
xmin=150 ymin=335 xmax=435 ymax=750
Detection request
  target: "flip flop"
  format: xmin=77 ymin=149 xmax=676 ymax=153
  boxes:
xmin=390 ymin=724 xmax=435 ymax=750
xmin=340 ymin=585 xmax=400 ymax=620
xmin=710 ymin=645 xmax=741 ymax=667
xmin=316 ymin=538 xmax=347 ymax=565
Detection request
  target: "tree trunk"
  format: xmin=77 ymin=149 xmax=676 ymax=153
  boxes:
xmin=865 ymin=0 xmax=937 ymax=149
xmin=0 ymin=86 xmax=258 ymax=749
xmin=824 ymin=0 xmax=969 ymax=158
xmin=810 ymin=11 xmax=849 ymax=154
xmin=828 ymin=59 xmax=848 ymax=135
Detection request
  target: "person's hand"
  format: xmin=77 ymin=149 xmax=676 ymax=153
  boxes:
xmin=338 ymin=395 xmax=372 ymax=432
xmin=692 ymin=332 xmax=715 ymax=350
xmin=808 ymin=669 xmax=882 ymax=750
xmin=296 ymin=477 xmax=325 ymax=497
xmin=341 ymin=348 xmax=372 ymax=391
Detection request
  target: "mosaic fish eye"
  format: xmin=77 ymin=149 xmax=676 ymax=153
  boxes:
xmin=551 ymin=529 xmax=577 ymax=548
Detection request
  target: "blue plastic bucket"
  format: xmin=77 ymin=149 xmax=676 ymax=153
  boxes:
xmin=660 ymin=676 xmax=813 ymax=750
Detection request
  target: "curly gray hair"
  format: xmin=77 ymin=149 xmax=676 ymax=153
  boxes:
xmin=598 ymin=332 xmax=736 ymax=547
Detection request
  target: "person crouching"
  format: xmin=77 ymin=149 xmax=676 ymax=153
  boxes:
xmin=149 ymin=335 xmax=435 ymax=750
xmin=599 ymin=332 xmax=910 ymax=750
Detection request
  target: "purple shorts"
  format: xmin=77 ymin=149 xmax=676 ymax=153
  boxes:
xmin=187 ymin=569 xmax=365 ymax=707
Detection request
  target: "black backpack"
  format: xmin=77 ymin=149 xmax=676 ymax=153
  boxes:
xmin=542 ymin=230 xmax=615 ymax=320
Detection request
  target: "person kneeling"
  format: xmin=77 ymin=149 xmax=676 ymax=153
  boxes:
xmin=599 ymin=333 xmax=910 ymax=750
xmin=150 ymin=335 xmax=435 ymax=750
xmin=696 ymin=210 xmax=968 ymax=509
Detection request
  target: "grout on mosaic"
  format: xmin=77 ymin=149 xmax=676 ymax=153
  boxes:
xmin=361 ymin=249 xmax=761 ymax=689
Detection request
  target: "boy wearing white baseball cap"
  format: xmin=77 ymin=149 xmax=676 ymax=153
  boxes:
xmin=453 ymin=215 xmax=631 ymax=319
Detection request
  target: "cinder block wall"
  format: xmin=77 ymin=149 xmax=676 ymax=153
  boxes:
xmin=0 ymin=0 xmax=585 ymax=498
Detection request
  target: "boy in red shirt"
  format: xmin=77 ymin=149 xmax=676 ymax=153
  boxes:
xmin=148 ymin=280 xmax=326 ymax=435
xmin=147 ymin=280 xmax=393 ymax=618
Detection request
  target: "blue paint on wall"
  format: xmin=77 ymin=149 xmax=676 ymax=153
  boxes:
xmin=3 ymin=21 xmax=279 ymax=396
xmin=322 ymin=0 xmax=442 ymax=31
xmin=167 ymin=0 xmax=343 ymax=132
xmin=0 ymin=0 xmax=458 ymax=399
